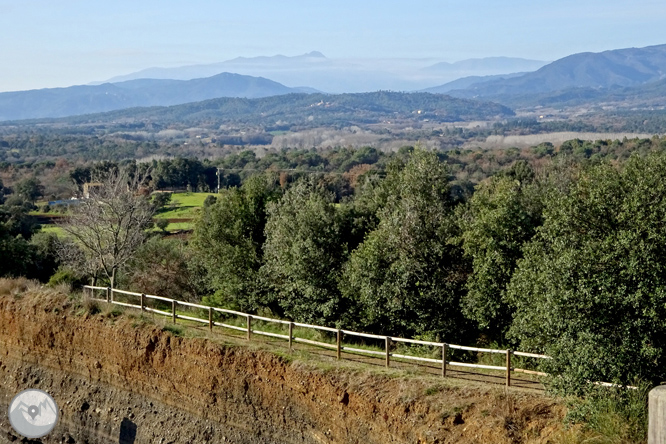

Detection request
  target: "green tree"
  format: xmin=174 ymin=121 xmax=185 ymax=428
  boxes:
xmin=0 ymin=198 xmax=40 ymax=240
xmin=340 ymin=149 xmax=472 ymax=340
xmin=191 ymin=174 xmax=280 ymax=311
xmin=152 ymin=192 xmax=172 ymax=210
xmin=29 ymin=232 xmax=61 ymax=282
xmin=14 ymin=177 xmax=44 ymax=203
xmin=0 ymin=225 xmax=35 ymax=278
xmin=459 ymin=172 xmax=541 ymax=337
xmin=155 ymin=218 xmax=169 ymax=232
xmin=506 ymin=153 xmax=666 ymax=391
xmin=261 ymin=179 xmax=349 ymax=324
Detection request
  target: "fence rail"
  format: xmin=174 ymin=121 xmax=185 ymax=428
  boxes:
xmin=85 ymin=285 xmax=553 ymax=388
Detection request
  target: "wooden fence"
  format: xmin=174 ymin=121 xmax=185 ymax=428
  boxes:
xmin=84 ymin=285 xmax=550 ymax=387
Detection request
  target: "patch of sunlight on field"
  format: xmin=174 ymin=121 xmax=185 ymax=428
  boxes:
xmin=152 ymin=222 xmax=194 ymax=232
xmin=170 ymin=192 xmax=217 ymax=207
xmin=154 ymin=192 xmax=217 ymax=219
xmin=40 ymin=225 xmax=67 ymax=237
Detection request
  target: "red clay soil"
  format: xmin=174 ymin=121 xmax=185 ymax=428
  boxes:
xmin=0 ymin=281 xmax=572 ymax=444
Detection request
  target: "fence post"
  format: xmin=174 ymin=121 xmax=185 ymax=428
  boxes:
xmin=385 ymin=337 xmax=391 ymax=368
xmin=172 ymin=300 xmax=176 ymax=324
xmin=506 ymin=349 xmax=512 ymax=387
xmin=442 ymin=343 xmax=447 ymax=378
xmin=208 ymin=308 xmax=213 ymax=331
xmin=106 ymin=287 xmax=111 ymax=303
xmin=649 ymin=385 xmax=666 ymax=444
xmin=140 ymin=294 xmax=145 ymax=313
xmin=247 ymin=315 xmax=252 ymax=341
xmin=336 ymin=329 xmax=342 ymax=360
xmin=288 ymin=322 xmax=294 ymax=351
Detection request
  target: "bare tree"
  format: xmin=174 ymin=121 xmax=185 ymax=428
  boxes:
xmin=57 ymin=168 xmax=154 ymax=288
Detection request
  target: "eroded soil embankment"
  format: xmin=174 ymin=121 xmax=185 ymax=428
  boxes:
xmin=0 ymin=286 xmax=568 ymax=443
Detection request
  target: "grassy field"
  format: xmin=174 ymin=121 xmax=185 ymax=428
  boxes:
xmin=154 ymin=192 xmax=217 ymax=223
xmin=40 ymin=225 xmax=67 ymax=237
xmin=34 ymin=192 xmax=216 ymax=235
xmin=152 ymin=221 xmax=194 ymax=232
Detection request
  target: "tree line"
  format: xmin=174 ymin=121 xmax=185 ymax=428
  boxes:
xmin=191 ymin=148 xmax=666 ymax=393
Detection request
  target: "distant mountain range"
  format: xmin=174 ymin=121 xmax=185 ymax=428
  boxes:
xmin=441 ymin=44 xmax=666 ymax=107
xmin=4 ymin=44 xmax=666 ymax=123
xmin=492 ymin=77 xmax=666 ymax=109
xmin=0 ymin=73 xmax=317 ymax=121
xmin=423 ymin=57 xmax=545 ymax=74
xmin=100 ymin=52 xmax=548 ymax=93
xmin=421 ymin=73 xmax=527 ymax=94
xmin=9 ymin=92 xmax=515 ymax=128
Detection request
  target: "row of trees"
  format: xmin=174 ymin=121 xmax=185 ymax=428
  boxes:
xmin=188 ymin=148 xmax=666 ymax=392
xmin=4 ymin=135 xmax=666 ymax=205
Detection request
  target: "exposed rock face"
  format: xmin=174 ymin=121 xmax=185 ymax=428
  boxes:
xmin=0 ymin=286 xmax=565 ymax=443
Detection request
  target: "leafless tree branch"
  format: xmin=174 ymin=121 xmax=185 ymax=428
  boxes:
xmin=56 ymin=168 xmax=155 ymax=287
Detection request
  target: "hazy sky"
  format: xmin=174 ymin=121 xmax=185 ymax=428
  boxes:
xmin=1 ymin=0 xmax=665 ymax=92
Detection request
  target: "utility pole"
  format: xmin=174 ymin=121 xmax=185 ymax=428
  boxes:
xmin=216 ymin=168 xmax=221 ymax=193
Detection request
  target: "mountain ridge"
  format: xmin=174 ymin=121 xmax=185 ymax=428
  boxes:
xmin=446 ymin=43 xmax=666 ymax=103
xmin=99 ymin=53 xmax=547 ymax=93
xmin=0 ymin=91 xmax=515 ymax=127
xmin=0 ymin=73 xmax=317 ymax=121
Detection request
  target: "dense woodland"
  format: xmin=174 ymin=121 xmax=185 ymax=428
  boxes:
xmin=3 ymin=136 xmax=666 ymax=417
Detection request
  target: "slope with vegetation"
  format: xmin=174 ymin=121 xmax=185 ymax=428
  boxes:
xmin=0 ymin=279 xmax=647 ymax=444
xmin=2 ymin=137 xmax=666 ymax=442
xmin=0 ymin=91 xmax=514 ymax=127
xmin=447 ymin=43 xmax=666 ymax=105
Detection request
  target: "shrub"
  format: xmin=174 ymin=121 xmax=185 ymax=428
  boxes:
xmin=203 ymin=195 xmax=217 ymax=207
xmin=48 ymin=268 xmax=87 ymax=289
xmin=155 ymin=218 xmax=169 ymax=232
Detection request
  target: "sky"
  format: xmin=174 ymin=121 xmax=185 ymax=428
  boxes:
xmin=1 ymin=0 xmax=665 ymax=92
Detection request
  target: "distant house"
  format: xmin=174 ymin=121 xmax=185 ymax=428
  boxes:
xmin=83 ymin=182 xmax=103 ymax=199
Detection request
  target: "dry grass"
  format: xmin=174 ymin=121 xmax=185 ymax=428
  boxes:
xmin=82 ymin=294 xmax=101 ymax=315
xmin=0 ymin=277 xmax=41 ymax=297
xmin=473 ymin=132 xmax=657 ymax=149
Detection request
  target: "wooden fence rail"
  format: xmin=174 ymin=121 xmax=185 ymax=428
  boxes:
xmin=84 ymin=285 xmax=551 ymax=387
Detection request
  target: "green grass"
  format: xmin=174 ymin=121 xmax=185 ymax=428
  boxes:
xmin=155 ymin=206 xmax=200 ymax=219
xmin=151 ymin=221 xmax=194 ymax=233
xmin=40 ymin=225 xmax=67 ymax=237
xmin=169 ymin=192 xmax=217 ymax=207
xmin=154 ymin=192 xmax=217 ymax=220
xmin=162 ymin=324 xmax=185 ymax=336
xmin=35 ymin=191 xmax=214 ymax=236
xmin=30 ymin=210 xmax=63 ymax=216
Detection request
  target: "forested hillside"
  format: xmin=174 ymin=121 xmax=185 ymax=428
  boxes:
xmin=1 ymin=91 xmax=514 ymax=127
